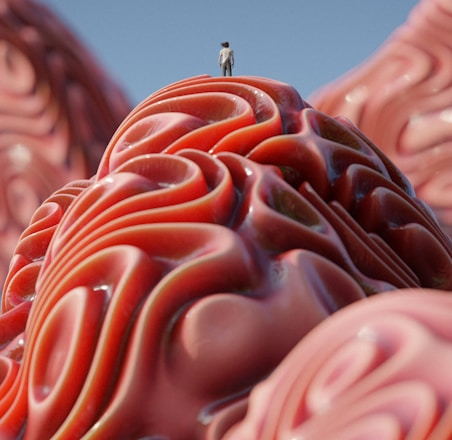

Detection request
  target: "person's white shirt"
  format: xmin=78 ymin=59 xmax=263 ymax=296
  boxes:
xmin=219 ymin=48 xmax=234 ymax=65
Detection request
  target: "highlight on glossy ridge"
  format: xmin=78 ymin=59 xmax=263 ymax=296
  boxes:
xmin=0 ymin=74 xmax=451 ymax=439
xmin=310 ymin=0 xmax=452 ymax=236
xmin=0 ymin=0 xmax=131 ymax=286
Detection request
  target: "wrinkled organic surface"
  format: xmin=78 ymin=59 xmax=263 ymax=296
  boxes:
xmin=0 ymin=0 xmax=130 ymax=285
xmin=226 ymin=288 xmax=452 ymax=440
xmin=310 ymin=0 xmax=452 ymax=236
xmin=0 ymin=75 xmax=451 ymax=439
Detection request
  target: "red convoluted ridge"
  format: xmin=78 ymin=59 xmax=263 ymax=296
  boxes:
xmin=310 ymin=0 xmax=452 ymax=236
xmin=0 ymin=0 xmax=131 ymax=285
xmin=1 ymin=75 xmax=451 ymax=439
xmin=225 ymin=289 xmax=452 ymax=440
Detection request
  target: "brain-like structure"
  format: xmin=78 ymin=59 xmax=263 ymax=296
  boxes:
xmin=226 ymin=288 xmax=452 ymax=439
xmin=310 ymin=0 xmax=452 ymax=236
xmin=0 ymin=75 xmax=451 ymax=439
xmin=0 ymin=0 xmax=130 ymax=284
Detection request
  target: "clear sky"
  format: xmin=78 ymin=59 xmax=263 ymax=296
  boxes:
xmin=39 ymin=0 xmax=419 ymax=106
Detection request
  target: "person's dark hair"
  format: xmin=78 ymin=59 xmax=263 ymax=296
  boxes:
xmin=221 ymin=41 xmax=229 ymax=47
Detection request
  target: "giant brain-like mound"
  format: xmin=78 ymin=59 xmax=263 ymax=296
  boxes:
xmin=0 ymin=75 xmax=451 ymax=439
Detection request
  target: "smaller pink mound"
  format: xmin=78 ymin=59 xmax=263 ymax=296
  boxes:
xmin=225 ymin=288 xmax=452 ymax=440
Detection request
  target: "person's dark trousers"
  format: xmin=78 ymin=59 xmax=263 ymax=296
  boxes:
xmin=222 ymin=61 xmax=232 ymax=76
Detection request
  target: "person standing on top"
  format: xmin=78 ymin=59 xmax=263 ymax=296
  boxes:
xmin=218 ymin=41 xmax=234 ymax=76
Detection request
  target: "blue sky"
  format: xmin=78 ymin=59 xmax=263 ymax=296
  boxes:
xmin=40 ymin=0 xmax=419 ymax=106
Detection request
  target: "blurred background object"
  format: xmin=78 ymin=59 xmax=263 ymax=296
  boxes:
xmin=0 ymin=0 xmax=131 ymax=287
xmin=310 ymin=0 xmax=452 ymax=236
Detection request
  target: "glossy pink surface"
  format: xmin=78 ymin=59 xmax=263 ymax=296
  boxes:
xmin=310 ymin=0 xmax=452 ymax=236
xmin=0 ymin=75 xmax=451 ymax=438
xmin=0 ymin=0 xmax=130 ymax=285
xmin=226 ymin=289 xmax=452 ymax=440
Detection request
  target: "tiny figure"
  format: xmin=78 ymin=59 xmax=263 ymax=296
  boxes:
xmin=218 ymin=41 xmax=234 ymax=76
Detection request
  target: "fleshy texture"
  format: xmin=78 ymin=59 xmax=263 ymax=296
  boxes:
xmin=225 ymin=289 xmax=452 ymax=440
xmin=310 ymin=0 xmax=452 ymax=236
xmin=0 ymin=75 xmax=451 ymax=439
xmin=0 ymin=0 xmax=131 ymax=285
